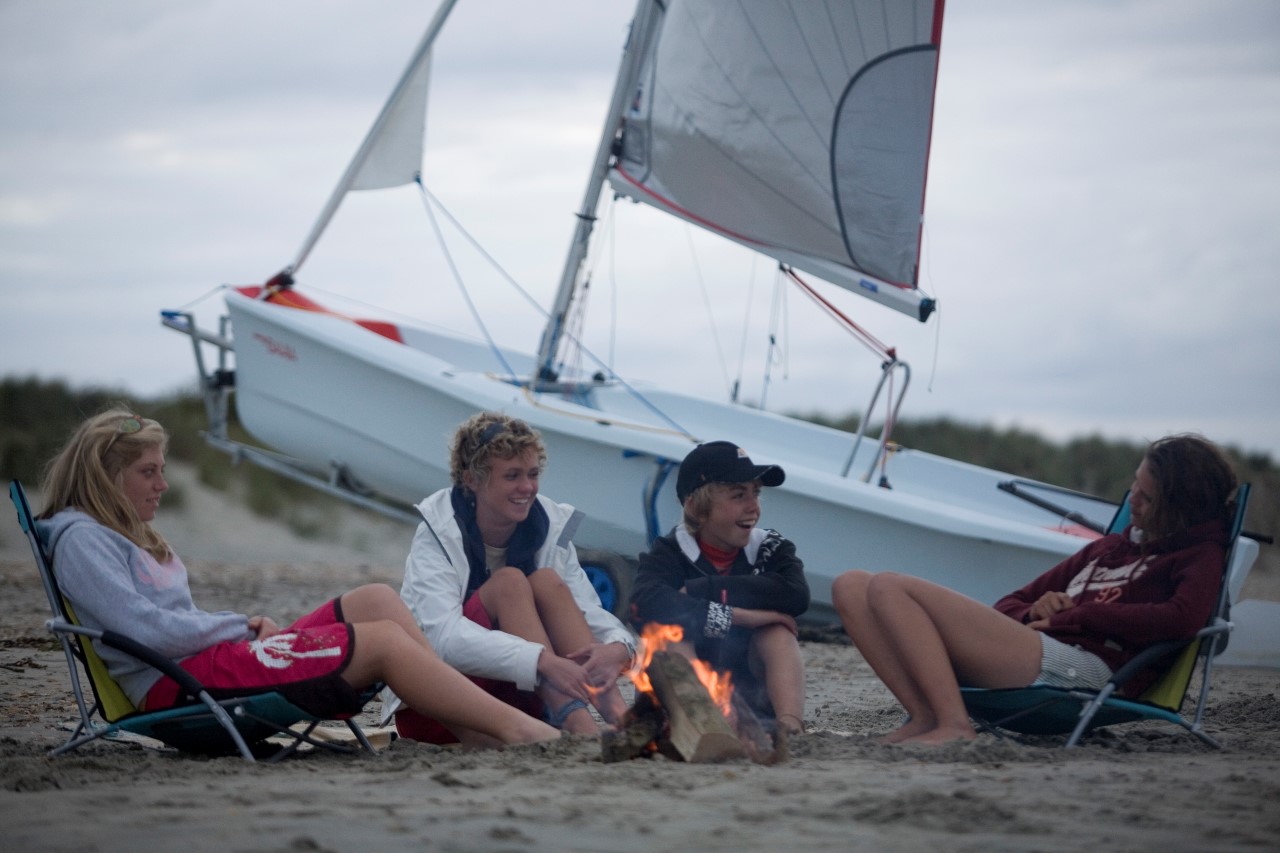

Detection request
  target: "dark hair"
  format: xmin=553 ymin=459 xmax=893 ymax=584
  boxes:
xmin=1142 ymin=434 xmax=1237 ymax=540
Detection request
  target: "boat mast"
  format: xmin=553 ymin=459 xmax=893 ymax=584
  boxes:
xmin=532 ymin=0 xmax=663 ymax=383
xmin=282 ymin=0 xmax=461 ymax=281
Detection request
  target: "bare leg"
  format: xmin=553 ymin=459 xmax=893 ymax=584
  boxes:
xmin=861 ymin=572 xmax=1043 ymax=744
xmin=478 ymin=568 xmax=598 ymax=735
xmin=834 ymin=570 xmax=937 ymax=741
xmin=834 ymin=570 xmax=1043 ymax=744
xmin=339 ymin=584 xmax=430 ymax=648
xmin=528 ymin=568 xmax=628 ymax=725
xmin=341 ymin=620 xmax=558 ymax=746
xmin=748 ymin=624 xmax=805 ymax=734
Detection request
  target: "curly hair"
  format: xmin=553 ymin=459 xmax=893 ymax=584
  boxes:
xmin=1140 ymin=433 xmax=1238 ymax=540
xmin=449 ymin=411 xmax=547 ymax=491
xmin=39 ymin=406 xmax=173 ymax=561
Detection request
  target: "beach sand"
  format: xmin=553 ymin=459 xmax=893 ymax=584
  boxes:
xmin=3 ymin=468 xmax=1278 ymax=851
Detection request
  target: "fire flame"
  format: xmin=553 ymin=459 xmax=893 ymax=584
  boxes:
xmin=629 ymin=623 xmax=735 ymax=719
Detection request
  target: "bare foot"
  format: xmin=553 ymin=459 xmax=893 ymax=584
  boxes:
xmin=897 ymin=723 xmax=977 ymax=746
xmin=595 ymin=686 xmax=629 ymax=726
xmin=776 ymin=713 xmax=805 ymax=736
xmin=877 ymin=717 xmax=935 ymax=744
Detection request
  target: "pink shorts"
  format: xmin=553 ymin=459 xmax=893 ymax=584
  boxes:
xmin=144 ymin=598 xmax=365 ymax=718
xmin=394 ymin=593 xmax=543 ymax=744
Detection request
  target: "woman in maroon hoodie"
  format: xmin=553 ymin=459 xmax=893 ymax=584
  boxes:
xmin=832 ymin=434 xmax=1238 ymax=745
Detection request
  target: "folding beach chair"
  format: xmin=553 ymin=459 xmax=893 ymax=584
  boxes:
xmin=960 ymin=483 xmax=1251 ymax=748
xmin=10 ymin=480 xmax=379 ymax=763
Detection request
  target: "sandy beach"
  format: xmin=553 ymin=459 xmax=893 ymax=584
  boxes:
xmin=3 ymin=468 xmax=1278 ymax=851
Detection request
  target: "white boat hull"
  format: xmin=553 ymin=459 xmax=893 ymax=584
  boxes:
xmin=224 ymin=291 xmax=1259 ymax=619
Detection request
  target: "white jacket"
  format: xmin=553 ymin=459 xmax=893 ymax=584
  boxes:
xmin=381 ymin=490 xmax=635 ymax=721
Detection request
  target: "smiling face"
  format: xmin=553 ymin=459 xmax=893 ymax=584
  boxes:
xmin=467 ymin=448 xmax=541 ymax=545
xmin=694 ymin=480 xmax=763 ymax=552
xmin=120 ymin=445 xmax=168 ymax=522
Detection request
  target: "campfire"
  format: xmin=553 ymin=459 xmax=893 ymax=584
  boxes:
xmin=602 ymin=624 xmax=783 ymax=765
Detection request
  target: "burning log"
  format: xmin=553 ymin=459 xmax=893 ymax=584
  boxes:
xmin=604 ymin=623 xmax=783 ymax=765
xmin=648 ymin=650 xmax=745 ymax=763
xmin=603 ymin=650 xmax=745 ymax=764
xmin=600 ymin=690 xmax=665 ymax=763
xmin=728 ymin=690 xmax=784 ymax=766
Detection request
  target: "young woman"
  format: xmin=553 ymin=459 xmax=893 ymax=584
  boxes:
xmin=38 ymin=408 xmax=558 ymax=748
xmin=629 ymin=441 xmax=810 ymax=734
xmin=832 ymin=433 xmax=1239 ymax=745
xmin=384 ymin=412 xmax=636 ymax=742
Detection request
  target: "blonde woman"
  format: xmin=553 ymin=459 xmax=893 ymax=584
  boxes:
xmin=38 ymin=407 xmax=558 ymax=748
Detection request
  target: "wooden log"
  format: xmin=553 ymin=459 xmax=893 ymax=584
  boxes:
xmin=647 ymin=651 xmax=744 ymax=763
xmin=729 ymin=690 xmax=782 ymax=766
xmin=601 ymin=691 xmax=664 ymax=763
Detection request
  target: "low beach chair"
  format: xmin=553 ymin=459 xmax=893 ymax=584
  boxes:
xmin=960 ymin=483 xmax=1251 ymax=748
xmin=10 ymin=480 xmax=379 ymax=763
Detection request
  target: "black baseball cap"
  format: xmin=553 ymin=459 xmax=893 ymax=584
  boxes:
xmin=675 ymin=441 xmax=785 ymax=504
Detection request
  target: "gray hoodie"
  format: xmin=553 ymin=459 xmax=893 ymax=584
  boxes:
xmin=40 ymin=509 xmax=253 ymax=706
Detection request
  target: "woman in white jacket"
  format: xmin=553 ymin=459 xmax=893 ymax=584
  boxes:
xmin=385 ymin=412 xmax=635 ymax=742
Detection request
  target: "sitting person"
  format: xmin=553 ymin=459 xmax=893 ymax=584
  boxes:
xmin=38 ymin=408 xmax=558 ymax=747
xmin=383 ymin=412 xmax=636 ymax=742
xmin=629 ymin=441 xmax=810 ymax=734
xmin=832 ymin=433 xmax=1239 ymax=745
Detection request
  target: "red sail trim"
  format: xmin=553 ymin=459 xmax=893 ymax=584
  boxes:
xmin=235 ymin=286 xmax=405 ymax=344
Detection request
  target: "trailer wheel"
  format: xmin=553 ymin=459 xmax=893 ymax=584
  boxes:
xmin=576 ymin=548 xmax=636 ymax=620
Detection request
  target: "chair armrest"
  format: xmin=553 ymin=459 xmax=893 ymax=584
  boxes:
xmin=49 ymin=619 xmax=207 ymax=704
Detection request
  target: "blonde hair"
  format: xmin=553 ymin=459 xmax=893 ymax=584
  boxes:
xmin=449 ymin=411 xmax=547 ymax=491
xmin=682 ymin=481 xmax=759 ymax=537
xmin=39 ymin=406 xmax=173 ymax=561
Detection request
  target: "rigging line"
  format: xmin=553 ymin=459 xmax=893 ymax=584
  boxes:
xmin=174 ymin=283 xmax=234 ymax=312
xmin=419 ymin=182 xmax=546 ymax=316
xmin=733 ymin=253 xmax=759 ymax=403
xmin=418 ymin=181 xmax=692 ymax=439
xmin=919 ymin=217 xmax=942 ymax=393
xmin=415 ymin=176 xmax=517 ymax=378
xmin=784 ymin=267 xmax=894 ymax=360
xmin=518 ymin=384 xmax=698 ymax=444
xmin=557 ymin=196 xmax=616 ymax=381
xmin=607 ymin=198 xmax=618 ymax=370
xmin=760 ymin=268 xmax=789 ymax=410
xmin=684 ymin=224 xmax=733 ymax=398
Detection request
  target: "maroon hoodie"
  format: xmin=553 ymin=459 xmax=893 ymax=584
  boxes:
xmin=994 ymin=519 xmax=1230 ymax=697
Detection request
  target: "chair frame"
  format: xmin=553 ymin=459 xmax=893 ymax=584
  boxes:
xmin=11 ymin=479 xmax=378 ymax=763
xmin=961 ymin=483 xmax=1251 ymax=749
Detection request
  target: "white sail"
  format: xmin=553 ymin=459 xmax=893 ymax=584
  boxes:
xmin=285 ymin=0 xmax=457 ymax=276
xmin=608 ymin=0 xmax=942 ymax=320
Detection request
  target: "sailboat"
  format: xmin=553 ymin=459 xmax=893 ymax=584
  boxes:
xmin=162 ymin=0 xmax=1259 ymax=619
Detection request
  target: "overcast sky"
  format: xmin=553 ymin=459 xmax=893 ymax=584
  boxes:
xmin=2 ymin=0 xmax=1278 ymax=459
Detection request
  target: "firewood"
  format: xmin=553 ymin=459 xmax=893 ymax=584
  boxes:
xmin=601 ymin=691 xmax=664 ymax=763
xmin=646 ymin=650 xmax=744 ymax=763
xmin=729 ymin=690 xmax=781 ymax=765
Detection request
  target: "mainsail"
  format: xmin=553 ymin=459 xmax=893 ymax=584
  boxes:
xmin=607 ymin=0 xmax=943 ymax=321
